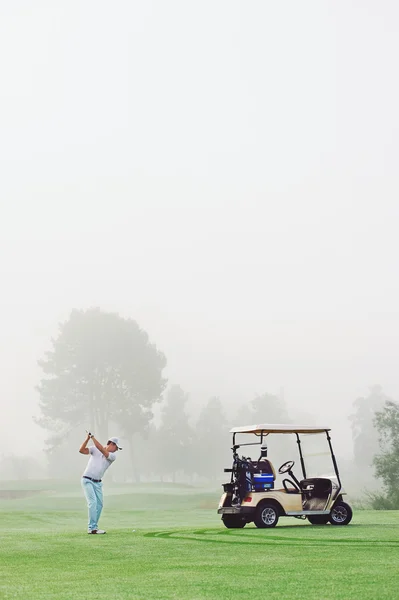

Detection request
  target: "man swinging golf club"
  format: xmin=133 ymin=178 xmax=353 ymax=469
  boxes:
xmin=79 ymin=431 xmax=122 ymax=534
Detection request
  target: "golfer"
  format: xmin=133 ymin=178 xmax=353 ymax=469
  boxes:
xmin=79 ymin=432 xmax=122 ymax=534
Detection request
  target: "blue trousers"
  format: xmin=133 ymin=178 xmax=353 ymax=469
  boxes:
xmin=81 ymin=478 xmax=103 ymax=531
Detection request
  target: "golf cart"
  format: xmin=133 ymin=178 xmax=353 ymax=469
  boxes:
xmin=218 ymin=424 xmax=353 ymax=528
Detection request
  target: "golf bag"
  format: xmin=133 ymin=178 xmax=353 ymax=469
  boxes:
xmin=231 ymin=453 xmax=253 ymax=505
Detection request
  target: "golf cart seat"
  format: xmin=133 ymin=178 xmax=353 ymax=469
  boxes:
xmin=301 ymin=478 xmax=332 ymax=496
xmin=301 ymin=478 xmax=332 ymax=511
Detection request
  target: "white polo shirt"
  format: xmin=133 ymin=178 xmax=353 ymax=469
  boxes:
xmin=82 ymin=446 xmax=116 ymax=480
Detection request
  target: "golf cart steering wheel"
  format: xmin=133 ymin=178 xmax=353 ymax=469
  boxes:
xmin=278 ymin=460 xmax=295 ymax=474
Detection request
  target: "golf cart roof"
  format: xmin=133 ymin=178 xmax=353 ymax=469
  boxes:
xmin=230 ymin=424 xmax=331 ymax=435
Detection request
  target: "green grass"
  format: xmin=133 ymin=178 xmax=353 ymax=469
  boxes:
xmin=1 ymin=480 xmax=399 ymax=599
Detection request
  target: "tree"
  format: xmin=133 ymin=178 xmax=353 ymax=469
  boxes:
xmin=350 ymin=385 xmax=388 ymax=470
xmin=36 ymin=308 xmax=167 ymax=478
xmin=233 ymin=392 xmax=291 ymax=466
xmin=194 ymin=397 xmax=230 ymax=480
xmin=234 ymin=392 xmax=290 ymax=429
xmin=154 ymin=385 xmax=193 ymax=482
xmin=250 ymin=392 xmax=290 ymax=423
xmin=372 ymin=399 xmax=399 ymax=508
xmin=0 ymin=455 xmax=46 ymax=481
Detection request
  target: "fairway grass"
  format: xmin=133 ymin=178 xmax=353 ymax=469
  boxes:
xmin=1 ymin=481 xmax=399 ymax=600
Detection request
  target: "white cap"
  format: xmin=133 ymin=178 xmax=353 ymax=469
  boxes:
xmin=107 ymin=437 xmax=122 ymax=450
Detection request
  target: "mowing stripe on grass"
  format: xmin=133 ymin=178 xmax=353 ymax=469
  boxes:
xmin=145 ymin=527 xmax=399 ymax=547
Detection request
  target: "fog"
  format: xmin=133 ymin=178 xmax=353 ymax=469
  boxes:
xmin=1 ymin=1 xmax=399 ymax=477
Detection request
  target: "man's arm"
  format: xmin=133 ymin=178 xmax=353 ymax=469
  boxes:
xmin=91 ymin=435 xmax=110 ymax=458
xmin=79 ymin=434 xmax=91 ymax=455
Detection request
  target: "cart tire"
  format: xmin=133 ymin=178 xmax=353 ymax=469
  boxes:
xmin=307 ymin=515 xmax=329 ymax=525
xmin=254 ymin=502 xmax=279 ymax=528
xmin=329 ymin=501 xmax=353 ymax=526
xmin=221 ymin=515 xmax=246 ymax=529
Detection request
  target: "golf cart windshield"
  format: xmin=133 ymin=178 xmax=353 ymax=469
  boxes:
xmin=229 ymin=424 xmax=339 ymax=483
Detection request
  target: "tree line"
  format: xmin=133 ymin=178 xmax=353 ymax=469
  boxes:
xmin=6 ymin=307 xmax=399 ymax=507
xmin=350 ymin=385 xmax=399 ymax=509
xmin=33 ymin=308 xmax=291 ymax=483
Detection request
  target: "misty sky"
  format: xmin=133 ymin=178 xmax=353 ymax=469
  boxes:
xmin=1 ymin=0 xmax=399 ymax=457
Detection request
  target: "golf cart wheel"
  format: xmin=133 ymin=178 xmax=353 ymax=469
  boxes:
xmin=329 ymin=501 xmax=353 ymax=526
xmin=221 ymin=515 xmax=246 ymax=529
xmin=254 ymin=503 xmax=279 ymax=528
xmin=307 ymin=515 xmax=329 ymax=525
